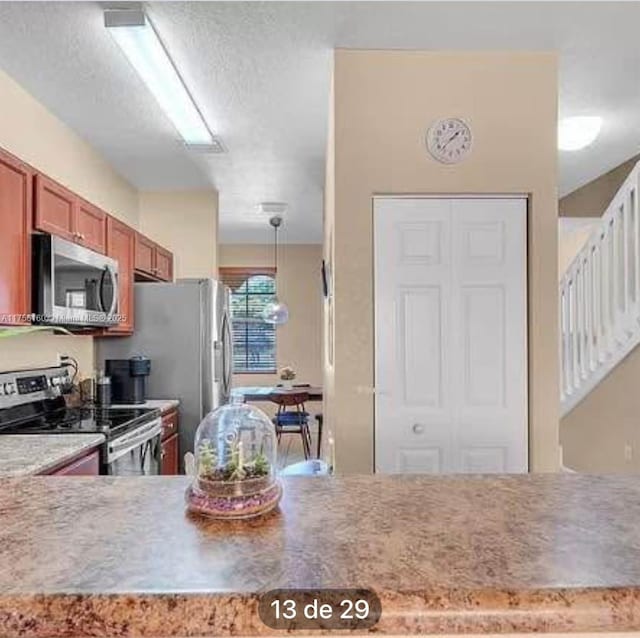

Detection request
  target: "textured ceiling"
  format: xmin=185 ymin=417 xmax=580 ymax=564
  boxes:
xmin=0 ymin=2 xmax=638 ymax=242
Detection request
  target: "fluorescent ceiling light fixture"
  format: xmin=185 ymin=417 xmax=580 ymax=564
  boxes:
xmin=105 ymin=9 xmax=213 ymax=145
xmin=558 ymin=116 xmax=602 ymax=151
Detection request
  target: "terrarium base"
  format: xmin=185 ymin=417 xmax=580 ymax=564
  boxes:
xmin=185 ymin=481 xmax=283 ymax=520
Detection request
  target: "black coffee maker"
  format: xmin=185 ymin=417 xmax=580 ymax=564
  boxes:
xmin=105 ymin=356 xmax=151 ymax=405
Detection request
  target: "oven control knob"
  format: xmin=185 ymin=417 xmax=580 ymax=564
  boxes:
xmin=4 ymin=382 xmax=15 ymax=395
xmin=51 ymin=377 xmax=61 ymax=387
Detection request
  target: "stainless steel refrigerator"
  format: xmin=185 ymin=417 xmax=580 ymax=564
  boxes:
xmin=96 ymin=279 xmax=233 ymax=471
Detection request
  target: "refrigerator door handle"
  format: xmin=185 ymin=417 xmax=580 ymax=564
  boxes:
xmin=213 ymin=339 xmax=223 ymax=382
xmin=222 ymin=311 xmax=233 ymax=399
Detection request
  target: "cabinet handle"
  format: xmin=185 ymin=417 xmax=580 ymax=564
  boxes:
xmin=412 ymin=423 xmax=425 ymax=435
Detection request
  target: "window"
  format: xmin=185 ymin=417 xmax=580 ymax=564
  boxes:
xmin=220 ymin=267 xmax=277 ymax=373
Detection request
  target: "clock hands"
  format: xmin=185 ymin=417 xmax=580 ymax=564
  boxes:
xmin=441 ymin=130 xmax=460 ymax=150
xmin=427 ymin=119 xmax=471 ymax=163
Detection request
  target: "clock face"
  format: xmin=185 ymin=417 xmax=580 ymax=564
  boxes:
xmin=426 ymin=118 xmax=472 ymax=164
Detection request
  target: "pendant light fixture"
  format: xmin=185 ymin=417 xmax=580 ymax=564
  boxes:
xmin=262 ymin=216 xmax=290 ymax=325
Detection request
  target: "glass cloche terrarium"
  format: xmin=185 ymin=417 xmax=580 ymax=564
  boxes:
xmin=185 ymin=397 xmax=282 ymax=519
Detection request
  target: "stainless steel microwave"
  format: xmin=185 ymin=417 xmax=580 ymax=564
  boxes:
xmin=33 ymin=235 xmax=119 ymax=327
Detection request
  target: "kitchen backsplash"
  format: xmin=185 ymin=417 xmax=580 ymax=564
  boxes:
xmin=0 ymin=332 xmax=94 ymax=378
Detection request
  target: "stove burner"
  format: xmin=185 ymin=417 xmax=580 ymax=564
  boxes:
xmin=0 ymin=404 xmax=160 ymax=438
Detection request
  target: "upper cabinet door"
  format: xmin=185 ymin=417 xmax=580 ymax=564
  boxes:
xmin=76 ymin=198 xmax=107 ymax=254
xmin=34 ymin=174 xmax=76 ymax=242
xmin=0 ymin=149 xmax=32 ymax=323
xmin=155 ymin=245 xmax=173 ymax=281
xmin=106 ymin=216 xmax=135 ymax=334
xmin=134 ymin=232 xmax=155 ymax=275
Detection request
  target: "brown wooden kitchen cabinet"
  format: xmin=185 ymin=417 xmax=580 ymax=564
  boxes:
xmin=47 ymin=449 xmax=100 ymax=476
xmin=161 ymin=434 xmax=179 ymax=475
xmin=0 ymin=148 xmax=32 ymax=325
xmin=0 ymin=141 xmax=175 ymax=335
xmin=134 ymin=232 xmax=155 ymax=275
xmin=76 ymin=198 xmax=107 ymax=253
xmin=34 ymin=174 xmax=75 ymax=242
xmin=134 ymin=232 xmax=174 ymax=282
xmin=106 ymin=216 xmax=135 ymax=334
xmin=154 ymin=245 xmax=173 ymax=281
xmin=34 ymin=174 xmax=107 ymax=253
xmin=161 ymin=409 xmax=179 ymax=441
xmin=161 ymin=409 xmax=180 ymax=475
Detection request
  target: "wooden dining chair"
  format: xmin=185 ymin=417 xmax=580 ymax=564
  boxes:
xmin=268 ymin=391 xmax=312 ymax=459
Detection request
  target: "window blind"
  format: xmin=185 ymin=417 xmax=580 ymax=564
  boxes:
xmin=219 ymin=267 xmax=277 ymax=373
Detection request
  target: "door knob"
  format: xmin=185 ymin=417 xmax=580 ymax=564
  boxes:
xmin=412 ymin=423 xmax=425 ymax=434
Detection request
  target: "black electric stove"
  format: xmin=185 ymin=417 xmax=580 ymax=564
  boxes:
xmin=0 ymin=366 xmax=163 ymax=475
xmin=0 ymin=398 xmax=159 ymax=438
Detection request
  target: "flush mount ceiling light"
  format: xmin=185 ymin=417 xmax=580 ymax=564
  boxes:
xmin=262 ymin=215 xmax=290 ymax=326
xmin=558 ymin=116 xmax=603 ymax=151
xmin=105 ymin=8 xmax=214 ymax=147
xmin=258 ymin=202 xmax=288 ymax=217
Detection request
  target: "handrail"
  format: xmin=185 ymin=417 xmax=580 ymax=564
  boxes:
xmin=560 ymin=161 xmax=640 ymax=416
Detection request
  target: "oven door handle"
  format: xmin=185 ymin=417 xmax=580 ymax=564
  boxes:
xmin=107 ymin=419 xmax=162 ymax=463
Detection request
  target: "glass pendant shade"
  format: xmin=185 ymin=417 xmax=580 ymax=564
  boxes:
xmin=262 ymin=298 xmax=290 ymax=325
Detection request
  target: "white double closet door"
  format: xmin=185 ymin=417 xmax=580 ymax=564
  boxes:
xmin=374 ymin=197 xmax=528 ymax=474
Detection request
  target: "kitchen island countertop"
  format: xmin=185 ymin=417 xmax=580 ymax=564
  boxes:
xmin=0 ymin=433 xmax=105 ymax=477
xmin=1 ymin=473 xmax=640 ymax=636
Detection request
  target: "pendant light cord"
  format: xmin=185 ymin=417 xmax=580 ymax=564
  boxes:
xmin=263 ymin=214 xmax=289 ymax=324
xmin=274 ymin=222 xmax=278 ymax=273
xmin=269 ymin=215 xmax=283 ymax=294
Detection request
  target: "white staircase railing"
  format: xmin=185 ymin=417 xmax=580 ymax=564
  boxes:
xmin=560 ymin=161 xmax=640 ymax=416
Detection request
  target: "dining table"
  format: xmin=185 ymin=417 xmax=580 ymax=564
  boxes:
xmin=232 ymin=385 xmax=323 ymax=402
xmin=232 ymin=385 xmax=324 ymax=458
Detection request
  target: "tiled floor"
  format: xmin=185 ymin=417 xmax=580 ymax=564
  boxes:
xmin=247 ymin=400 xmax=321 ymax=469
xmin=276 ymin=422 xmax=321 ymax=469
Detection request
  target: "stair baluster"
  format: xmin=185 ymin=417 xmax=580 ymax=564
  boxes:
xmin=560 ymin=162 xmax=640 ymax=415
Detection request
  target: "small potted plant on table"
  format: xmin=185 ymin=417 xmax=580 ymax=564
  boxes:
xmin=279 ymin=365 xmax=296 ymax=390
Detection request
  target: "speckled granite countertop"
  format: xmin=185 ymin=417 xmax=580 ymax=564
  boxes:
xmin=1 ymin=474 xmax=640 ymax=636
xmin=0 ymin=434 xmax=105 ymax=476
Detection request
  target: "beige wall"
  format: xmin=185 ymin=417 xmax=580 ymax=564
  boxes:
xmin=0 ymin=67 xmax=219 ymax=379
xmin=139 ymin=191 xmax=219 ymax=279
xmin=0 ymin=332 xmax=94 ymax=376
xmin=327 ymin=50 xmax=559 ymax=473
xmin=219 ymin=244 xmax=323 ymax=398
xmin=559 ymin=156 xmax=640 ymax=473
xmin=558 ymin=218 xmax=600 ymax=276
xmin=560 ymin=154 xmax=640 ymax=218
xmin=0 ymin=67 xmax=140 ymax=377
xmin=561 ymin=349 xmax=640 ymax=472
xmin=0 ymin=67 xmax=138 ymax=226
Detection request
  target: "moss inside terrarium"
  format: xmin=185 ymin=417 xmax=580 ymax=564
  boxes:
xmin=197 ymin=439 xmax=271 ymax=482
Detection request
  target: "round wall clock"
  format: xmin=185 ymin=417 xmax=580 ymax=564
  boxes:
xmin=426 ymin=118 xmax=472 ymax=164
